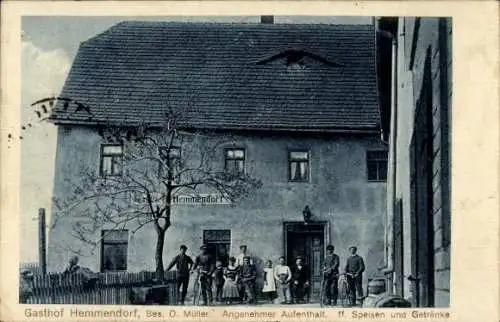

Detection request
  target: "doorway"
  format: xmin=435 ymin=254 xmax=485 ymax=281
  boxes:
xmin=284 ymin=221 xmax=328 ymax=301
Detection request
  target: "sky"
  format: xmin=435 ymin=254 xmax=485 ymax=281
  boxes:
xmin=20 ymin=15 xmax=372 ymax=263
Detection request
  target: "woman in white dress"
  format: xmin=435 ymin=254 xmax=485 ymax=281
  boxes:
xmin=262 ymin=260 xmax=277 ymax=303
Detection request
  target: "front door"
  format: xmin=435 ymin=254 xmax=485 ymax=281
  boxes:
xmin=285 ymin=222 xmax=326 ymax=301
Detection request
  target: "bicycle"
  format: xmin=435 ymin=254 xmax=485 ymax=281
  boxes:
xmin=338 ymin=273 xmax=354 ymax=307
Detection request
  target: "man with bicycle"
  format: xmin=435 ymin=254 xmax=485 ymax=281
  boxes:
xmin=322 ymin=245 xmax=340 ymax=306
xmin=191 ymin=245 xmax=215 ymax=306
xmin=343 ymin=246 xmax=365 ymax=306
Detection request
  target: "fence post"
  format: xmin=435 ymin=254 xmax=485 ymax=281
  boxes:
xmin=38 ymin=208 xmax=47 ymax=275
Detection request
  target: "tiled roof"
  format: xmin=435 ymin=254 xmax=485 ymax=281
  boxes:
xmin=51 ymin=21 xmax=380 ymax=132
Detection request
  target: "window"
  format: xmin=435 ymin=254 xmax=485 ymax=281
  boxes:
xmin=100 ymin=144 xmax=123 ymax=176
xmin=224 ymin=148 xmax=245 ymax=174
xmin=289 ymin=150 xmax=309 ymax=182
xmin=203 ymin=229 xmax=231 ymax=267
xmin=159 ymin=146 xmax=181 ymax=181
xmin=367 ymin=150 xmax=388 ymax=181
xmin=101 ymin=230 xmax=128 ymax=272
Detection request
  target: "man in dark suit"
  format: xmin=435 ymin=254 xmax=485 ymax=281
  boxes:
xmin=291 ymin=257 xmax=309 ymax=304
xmin=166 ymin=245 xmax=194 ymax=305
xmin=344 ymin=246 xmax=365 ymax=306
xmin=323 ymin=245 xmax=340 ymax=306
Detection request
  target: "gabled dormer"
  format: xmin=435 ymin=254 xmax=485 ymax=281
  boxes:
xmin=253 ymin=48 xmax=343 ymax=70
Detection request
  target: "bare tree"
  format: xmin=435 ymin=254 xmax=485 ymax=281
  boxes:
xmin=52 ymin=108 xmax=262 ymax=275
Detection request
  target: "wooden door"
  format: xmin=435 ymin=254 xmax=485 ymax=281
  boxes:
xmin=286 ymin=230 xmax=324 ymax=301
xmin=309 ymin=235 xmax=324 ymax=300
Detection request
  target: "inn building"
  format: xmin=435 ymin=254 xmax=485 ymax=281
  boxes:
xmin=47 ymin=20 xmax=388 ymax=300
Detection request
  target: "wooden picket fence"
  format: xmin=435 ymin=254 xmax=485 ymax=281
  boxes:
xmin=22 ymin=271 xmax=178 ymax=305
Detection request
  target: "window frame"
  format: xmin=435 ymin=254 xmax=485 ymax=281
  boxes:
xmin=224 ymin=148 xmax=246 ymax=175
xmin=158 ymin=146 xmax=182 ymax=182
xmin=366 ymin=150 xmax=388 ymax=182
xmin=288 ymin=149 xmax=311 ymax=182
xmin=99 ymin=144 xmax=123 ymax=177
xmin=100 ymin=229 xmax=128 ymax=272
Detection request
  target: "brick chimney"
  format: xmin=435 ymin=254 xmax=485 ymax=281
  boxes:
xmin=261 ymin=16 xmax=274 ymax=24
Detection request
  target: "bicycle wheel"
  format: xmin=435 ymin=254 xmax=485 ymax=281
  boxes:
xmin=339 ymin=277 xmax=350 ymax=308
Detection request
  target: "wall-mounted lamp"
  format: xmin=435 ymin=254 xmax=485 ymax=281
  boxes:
xmin=302 ymin=205 xmax=312 ymax=223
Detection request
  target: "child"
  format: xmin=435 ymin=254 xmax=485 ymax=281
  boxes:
xmin=262 ymin=260 xmax=277 ymax=303
xmin=222 ymin=257 xmax=240 ymax=304
xmin=212 ymin=261 xmax=225 ymax=303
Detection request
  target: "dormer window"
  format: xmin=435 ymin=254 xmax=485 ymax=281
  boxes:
xmin=254 ymin=48 xmax=343 ymax=68
xmin=286 ymin=51 xmax=305 ymax=70
xmin=286 ymin=51 xmax=305 ymax=66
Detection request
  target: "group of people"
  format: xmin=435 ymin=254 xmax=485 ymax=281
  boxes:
xmin=166 ymin=244 xmax=257 ymax=305
xmin=263 ymin=245 xmax=365 ymax=306
xmin=322 ymin=245 xmax=365 ymax=306
xmin=167 ymin=243 xmax=366 ymax=307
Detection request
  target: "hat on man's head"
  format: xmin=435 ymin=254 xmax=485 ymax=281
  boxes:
xmin=349 ymin=246 xmax=358 ymax=251
xmin=200 ymin=244 xmax=208 ymax=250
xmin=180 ymin=245 xmax=187 ymax=250
xmin=239 ymin=245 xmax=247 ymax=249
xmin=326 ymin=245 xmax=334 ymax=251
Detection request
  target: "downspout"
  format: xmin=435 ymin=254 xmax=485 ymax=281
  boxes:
xmin=391 ymin=36 xmax=398 ymax=292
xmin=382 ymin=36 xmax=398 ymax=294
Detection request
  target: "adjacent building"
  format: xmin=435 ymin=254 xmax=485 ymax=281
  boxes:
xmin=377 ymin=17 xmax=452 ymax=307
xmin=47 ymin=20 xmax=387 ymax=301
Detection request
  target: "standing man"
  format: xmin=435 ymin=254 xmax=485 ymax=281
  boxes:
xmin=239 ymin=256 xmax=257 ymax=304
xmin=236 ymin=245 xmax=253 ymax=266
xmin=322 ymin=245 xmax=340 ymax=306
xmin=166 ymin=245 xmax=194 ymax=305
xmin=291 ymin=257 xmax=310 ymax=304
xmin=274 ymin=256 xmax=292 ymax=304
xmin=236 ymin=244 xmax=253 ymax=301
xmin=191 ymin=245 xmax=215 ymax=306
xmin=344 ymin=246 xmax=365 ymax=306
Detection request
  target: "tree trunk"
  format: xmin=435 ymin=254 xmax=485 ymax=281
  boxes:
xmin=155 ymin=227 xmax=166 ymax=277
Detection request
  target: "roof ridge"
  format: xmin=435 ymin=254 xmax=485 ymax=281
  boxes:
xmin=113 ymin=20 xmax=374 ymax=28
